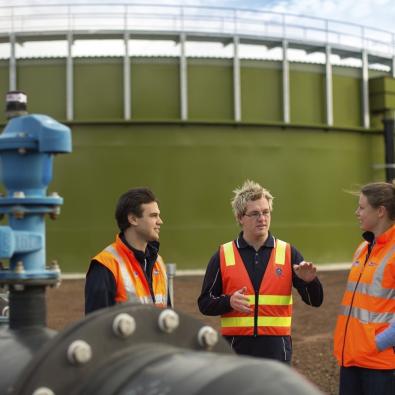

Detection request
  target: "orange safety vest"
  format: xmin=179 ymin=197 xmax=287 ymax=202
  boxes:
xmin=219 ymin=238 xmax=293 ymax=336
xmin=93 ymin=234 xmax=168 ymax=307
xmin=333 ymin=225 xmax=395 ymax=370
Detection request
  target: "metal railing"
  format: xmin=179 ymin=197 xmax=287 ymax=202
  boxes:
xmin=0 ymin=3 xmax=393 ymax=58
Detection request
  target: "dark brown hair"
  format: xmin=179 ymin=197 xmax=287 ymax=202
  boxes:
xmin=115 ymin=188 xmax=157 ymax=231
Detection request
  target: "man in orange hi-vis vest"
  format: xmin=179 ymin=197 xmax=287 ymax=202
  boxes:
xmin=198 ymin=180 xmax=323 ymax=363
xmin=85 ymin=188 xmax=169 ymax=314
xmin=334 ymin=182 xmax=395 ymax=395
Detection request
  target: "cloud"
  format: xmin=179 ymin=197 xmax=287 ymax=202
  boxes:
xmin=1 ymin=0 xmax=394 ymax=34
xmin=268 ymin=0 xmax=395 ymax=32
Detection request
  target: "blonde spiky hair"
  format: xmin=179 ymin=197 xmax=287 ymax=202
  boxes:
xmin=231 ymin=180 xmax=274 ymax=222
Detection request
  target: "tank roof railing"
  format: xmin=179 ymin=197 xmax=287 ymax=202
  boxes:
xmin=0 ymin=3 xmax=394 ymax=59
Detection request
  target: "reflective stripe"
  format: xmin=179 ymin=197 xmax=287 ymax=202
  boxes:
xmin=139 ymin=296 xmax=151 ymax=304
xmin=347 ymin=282 xmax=395 ymax=299
xmin=275 ymin=239 xmax=286 ymax=265
xmin=105 ymin=245 xmax=137 ymax=301
xmin=246 ymin=294 xmax=292 ymax=305
xmin=259 ymin=294 xmax=293 ymax=305
xmin=223 ymin=241 xmax=235 ymax=266
xmin=371 ymin=245 xmax=395 ymax=291
xmin=339 ymin=304 xmax=395 ymax=324
xmin=346 ymin=245 xmax=395 ymax=299
xmin=221 ymin=316 xmax=292 ymax=328
xmin=257 ymin=316 xmax=292 ymax=327
xmin=353 ymin=241 xmax=367 ymax=262
xmin=222 ymin=317 xmax=254 ymax=327
xmin=154 ymin=294 xmax=166 ymax=305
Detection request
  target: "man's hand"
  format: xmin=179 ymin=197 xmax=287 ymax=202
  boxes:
xmin=230 ymin=286 xmax=251 ymax=313
xmin=293 ymin=261 xmax=317 ymax=283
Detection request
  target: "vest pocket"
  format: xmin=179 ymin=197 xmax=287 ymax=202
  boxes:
xmin=354 ymin=323 xmax=377 ymax=358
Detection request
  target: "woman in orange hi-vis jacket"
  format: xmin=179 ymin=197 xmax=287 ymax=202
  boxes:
xmin=334 ymin=182 xmax=395 ymax=395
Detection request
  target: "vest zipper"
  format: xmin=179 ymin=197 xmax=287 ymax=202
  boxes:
xmin=341 ymin=244 xmax=373 ymax=366
xmin=254 ymin=290 xmax=258 ymax=337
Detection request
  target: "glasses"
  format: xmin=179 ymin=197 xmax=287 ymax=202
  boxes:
xmin=244 ymin=210 xmax=271 ymax=219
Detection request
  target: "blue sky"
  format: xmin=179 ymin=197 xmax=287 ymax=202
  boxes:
xmin=2 ymin=0 xmax=394 ymax=33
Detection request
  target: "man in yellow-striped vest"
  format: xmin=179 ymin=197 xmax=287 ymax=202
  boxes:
xmin=85 ymin=188 xmax=169 ymax=314
xmin=198 ymin=180 xmax=323 ymax=363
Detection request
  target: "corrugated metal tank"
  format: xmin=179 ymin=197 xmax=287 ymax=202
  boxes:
xmin=0 ymin=56 xmax=387 ymax=271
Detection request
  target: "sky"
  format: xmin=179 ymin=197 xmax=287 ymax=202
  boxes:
xmin=1 ymin=0 xmax=394 ymax=34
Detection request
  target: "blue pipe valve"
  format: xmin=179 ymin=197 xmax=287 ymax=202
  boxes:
xmin=0 ymin=114 xmax=71 ymax=284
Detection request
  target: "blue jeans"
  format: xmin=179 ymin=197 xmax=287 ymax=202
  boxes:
xmin=339 ymin=366 xmax=395 ymax=395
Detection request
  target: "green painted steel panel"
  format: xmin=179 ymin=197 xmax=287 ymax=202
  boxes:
xmin=131 ymin=58 xmax=180 ymax=120
xmin=45 ymin=123 xmax=384 ymax=272
xmin=0 ymin=57 xmax=377 ymax=129
xmin=333 ymin=67 xmax=362 ymax=127
xmin=188 ymin=59 xmax=233 ymax=121
xmin=240 ymin=60 xmax=282 ymax=122
xmin=290 ymin=64 xmax=325 ymax=125
xmin=369 ymin=76 xmax=395 ymax=93
xmin=0 ymin=61 xmax=8 ymax=123
xmin=17 ymin=59 xmax=66 ymax=119
xmin=369 ymin=76 xmax=395 ymax=113
xmin=74 ymin=58 xmax=123 ymax=120
xmin=370 ymin=93 xmax=395 ymax=112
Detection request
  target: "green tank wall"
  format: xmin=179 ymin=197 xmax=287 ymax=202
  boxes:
xmin=0 ymin=56 xmax=389 ymax=272
xmin=0 ymin=57 xmax=388 ymax=126
xmin=0 ymin=62 xmax=10 ymax=122
xmin=241 ymin=60 xmax=282 ymax=122
xmin=44 ymin=123 xmax=384 ymax=272
xmin=290 ymin=63 xmax=325 ymax=125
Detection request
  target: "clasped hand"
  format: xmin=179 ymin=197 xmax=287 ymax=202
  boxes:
xmin=230 ymin=286 xmax=251 ymax=313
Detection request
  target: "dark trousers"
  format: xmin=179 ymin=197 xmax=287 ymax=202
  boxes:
xmin=339 ymin=366 xmax=395 ymax=395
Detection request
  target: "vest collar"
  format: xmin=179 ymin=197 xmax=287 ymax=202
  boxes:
xmin=117 ymin=233 xmax=160 ymax=261
xmin=374 ymin=224 xmax=395 ymax=245
xmin=237 ymin=232 xmax=274 ymax=249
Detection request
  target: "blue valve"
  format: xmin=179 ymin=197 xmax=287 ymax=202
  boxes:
xmin=0 ymin=111 xmax=72 ymax=284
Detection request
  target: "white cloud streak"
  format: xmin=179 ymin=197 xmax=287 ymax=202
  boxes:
xmin=268 ymin=0 xmax=395 ymax=32
xmin=1 ymin=0 xmax=394 ymax=34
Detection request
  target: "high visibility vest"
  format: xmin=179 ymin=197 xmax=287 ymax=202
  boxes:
xmin=219 ymin=238 xmax=293 ymax=336
xmin=333 ymin=225 xmax=395 ymax=369
xmin=93 ymin=235 xmax=168 ymax=307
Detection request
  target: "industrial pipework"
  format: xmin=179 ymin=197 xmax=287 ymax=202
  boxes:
xmin=0 ymin=94 xmax=323 ymax=395
xmin=0 ymin=91 xmax=72 ymax=393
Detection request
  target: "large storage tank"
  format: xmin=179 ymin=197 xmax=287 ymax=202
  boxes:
xmin=0 ymin=3 xmax=393 ymax=271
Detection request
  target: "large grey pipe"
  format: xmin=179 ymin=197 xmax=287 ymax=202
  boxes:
xmin=5 ymin=303 xmax=323 ymax=395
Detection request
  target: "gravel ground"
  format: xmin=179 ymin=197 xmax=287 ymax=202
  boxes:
xmin=46 ymin=270 xmax=348 ymax=395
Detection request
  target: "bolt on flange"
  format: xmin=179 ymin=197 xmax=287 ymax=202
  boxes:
xmin=197 ymin=326 xmax=219 ymax=349
xmin=158 ymin=309 xmax=180 ymax=333
xmin=67 ymin=340 xmax=92 ymax=365
xmin=112 ymin=313 xmax=136 ymax=338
